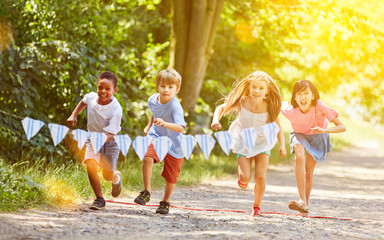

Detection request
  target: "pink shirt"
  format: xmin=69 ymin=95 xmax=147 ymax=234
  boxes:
xmin=281 ymin=100 xmax=339 ymax=135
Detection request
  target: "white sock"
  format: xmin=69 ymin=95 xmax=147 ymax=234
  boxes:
xmin=112 ymin=172 xmax=121 ymax=184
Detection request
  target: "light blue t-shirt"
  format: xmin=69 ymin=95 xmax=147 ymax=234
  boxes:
xmin=147 ymin=93 xmax=185 ymax=158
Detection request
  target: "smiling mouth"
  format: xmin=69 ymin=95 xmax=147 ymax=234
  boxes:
xmin=300 ymin=100 xmax=307 ymax=105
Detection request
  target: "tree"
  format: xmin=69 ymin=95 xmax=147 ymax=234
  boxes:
xmin=169 ymin=0 xmax=224 ymax=112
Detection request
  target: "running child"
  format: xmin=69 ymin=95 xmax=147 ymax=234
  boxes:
xmin=134 ymin=69 xmax=185 ymax=214
xmin=281 ymin=80 xmax=346 ymax=214
xmin=211 ymin=70 xmax=286 ymax=216
xmin=67 ymin=71 xmax=123 ymax=210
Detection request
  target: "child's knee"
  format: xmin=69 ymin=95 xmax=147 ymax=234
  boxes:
xmin=102 ymin=169 xmax=114 ymax=181
xmin=85 ymin=159 xmax=98 ymax=171
xmin=238 ymin=173 xmax=251 ymax=183
xmin=254 ymin=173 xmax=266 ymax=183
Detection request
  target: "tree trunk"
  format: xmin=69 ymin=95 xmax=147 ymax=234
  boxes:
xmin=169 ymin=0 xmax=224 ymax=112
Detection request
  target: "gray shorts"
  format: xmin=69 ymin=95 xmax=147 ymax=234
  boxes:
xmin=84 ymin=140 xmax=120 ymax=171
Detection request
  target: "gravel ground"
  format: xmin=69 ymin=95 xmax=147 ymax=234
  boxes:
xmin=1 ymin=144 xmax=383 ymax=240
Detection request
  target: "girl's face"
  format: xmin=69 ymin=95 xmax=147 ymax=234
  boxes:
xmin=295 ymin=87 xmax=314 ymax=113
xmin=249 ymin=79 xmax=268 ymax=101
xmin=97 ymin=78 xmax=117 ymax=105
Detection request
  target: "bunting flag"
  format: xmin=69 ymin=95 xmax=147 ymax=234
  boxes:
xmin=260 ymin=122 xmax=280 ymax=148
xmin=114 ymin=134 xmax=132 ymax=156
xmin=214 ymin=131 xmax=232 ymax=155
xmin=153 ymin=136 xmax=172 ymax=162
xmin=179 ymin=135 xmax=197 ymax=160
xmin=240 ymin=127 xmax=258 ymax=152
xmin=132 ymin=136 xmax=152 ymax=161
xmin=72 ymin=129 xmax=89 ymax=150
xmin=48 ymin=123 xmax=69 ymax=146
xmin=89 ymin=132 xmax=108 ymax=153
xmin=195 ymin=134 xmax=216 ymax=160
xmin=21 ymin=117 xmax=45 ymax=140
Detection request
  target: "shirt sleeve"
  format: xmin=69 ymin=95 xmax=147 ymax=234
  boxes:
xmin=317 ymin=100 xmax=339 ymax=122
xmin=82 ymin=92 xmax=96 ymax=104
xmin=172 ymin=102 xmax=185 ymax=127
xmin=280 ymin=103 xmax=295 ymax=121
xmin=103 ymin=103 xmax=122 ymax=135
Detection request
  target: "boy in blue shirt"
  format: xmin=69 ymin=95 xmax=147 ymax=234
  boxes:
xmin=134 ymin=69 xmax=185 ymax=214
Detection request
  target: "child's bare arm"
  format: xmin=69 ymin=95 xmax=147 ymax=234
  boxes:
xmin=144 ymin=115 xmax=154 ymax=135
xmin=105 ymin=132 xmax=116 ymax=142
xmin=153 ymin=118 xmax=184 ymax=133
xmin=311 ymin=117 xmax=346 ymax=134
xmin=211 ymin=104 xmax=225 ymax=130
xmin=67 ymin=100 xmax=87 ymax=127
xmin=275 ymin=117 xmax=287 ymax=158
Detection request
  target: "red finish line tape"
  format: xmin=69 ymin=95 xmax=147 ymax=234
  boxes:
xmin=106 ymin=199 xmax=383 ymax=224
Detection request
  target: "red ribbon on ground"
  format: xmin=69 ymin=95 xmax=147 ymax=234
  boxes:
xmin=106 ymin=199 xmax=383 ymax=224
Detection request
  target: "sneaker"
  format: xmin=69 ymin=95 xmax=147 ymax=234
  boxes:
xmin=134 ymin=190 xmax=151 ymax=205
xmin=251 ymin=206 xmax=262 ymax=216
xmin=111 ymin=171 xmax=122 ymax=198
xmin=90 ymin=197 xmax=105 ymax=210
xmin=156 ymin=201 xmax=170 ymax=214
xmin=288 ymin=200 xmax=308 ymax=213
xmin=238 ymin=180 xmax=248 ymax=189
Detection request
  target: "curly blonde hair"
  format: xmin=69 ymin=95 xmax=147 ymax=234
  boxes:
xmin=219 ymin=71 xmax=282 ymax=123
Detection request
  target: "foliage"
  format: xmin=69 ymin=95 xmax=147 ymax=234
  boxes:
xmin=204 ymin=0 xmax=384 ymax=127
xmin=0 ymin=0 xmax=169 ymax=163
xmin=0 ymin=158 xmax=44 ymax=212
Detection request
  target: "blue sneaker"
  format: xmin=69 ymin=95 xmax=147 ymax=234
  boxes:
xmin=111 ymin=171 xmax=122 ymax=198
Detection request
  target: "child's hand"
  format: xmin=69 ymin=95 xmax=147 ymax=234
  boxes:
xmin=154 ymin=118 xmax=167 ymax=127
xmin=310 ymin=127 xmax=325 ymax=134
xmin=211 ymin=122 xmax=222 ymax=130
xmin=67 ymin=116 xmax=77 ymax=127
xmin=279 ymin=146 xmax=287 ymax=158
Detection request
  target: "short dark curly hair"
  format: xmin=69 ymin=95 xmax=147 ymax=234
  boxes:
xmin=98 ymin=71 xmax=118 ymax=88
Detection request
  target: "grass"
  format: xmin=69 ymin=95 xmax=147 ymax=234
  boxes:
xmin=1 ymin=116 xmax=383 ymax=212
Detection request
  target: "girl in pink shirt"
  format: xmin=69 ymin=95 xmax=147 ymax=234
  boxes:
xmin=281 ymin=80 xmax=346 ymax=214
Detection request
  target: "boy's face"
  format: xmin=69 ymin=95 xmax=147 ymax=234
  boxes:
xmin=97 ymin=78 xmax=117 ymax=105
xmin=157 ymin=81 xmax=179 ymax=104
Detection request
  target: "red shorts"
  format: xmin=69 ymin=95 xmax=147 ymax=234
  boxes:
xmin=145 ymin=144 xmax=184 ymax=184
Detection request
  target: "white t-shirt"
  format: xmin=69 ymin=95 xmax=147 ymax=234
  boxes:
xmin=83 ymin=92 xmax=122 ymax=135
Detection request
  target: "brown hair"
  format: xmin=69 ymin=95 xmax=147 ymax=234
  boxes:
xmin=291 ymin=80 xmax=320 ymax=108
xmin=156 ymin=69 xmax=182 ymax=88
xmin=220 ymin=71 xmax=282 ymax=123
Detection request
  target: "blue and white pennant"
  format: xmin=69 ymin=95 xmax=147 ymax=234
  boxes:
xmin=114 ymin=134 xmax=132 ymax=156
xmin=195 ymin=134 xmax=216 ymax=160
xmin=179 ymin=135 xmax=197 ymax=160
xmin=132 ymin=136 xmax=152 ymax=161
xmin=214 ymin=131 xmax=232 ymax=155
xmin=240 ymin=127 xmax=258 ymax=152
xmin=48 ymin=123 xmax=69 ymax=146
xmin=21 ymin=117 xmax=45 ymax=140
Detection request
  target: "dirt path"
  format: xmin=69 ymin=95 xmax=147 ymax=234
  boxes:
xmin=1 ymin=144 xmax=383 ymax=240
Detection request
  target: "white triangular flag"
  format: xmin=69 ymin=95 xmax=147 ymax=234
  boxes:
xmin=72 ymin=129 xmax=89 ymax=150
xmin=153 ymin=136 xmax=172 ymax=162
xmin=48 ymin=123 xmax=69 ymax=146
xmin=214 ymin=131 xmax=232 ymax=155
xmin=21 ymin=117 xmax=45 ymax=140
xmin=89 ymin=132 xmax=108 ymax=153
xmin=240 ymin=127 xmax=258 ymax=152
xmin=195 ymin=134 xmax=216 ymax=160
xmin=260 ymin=122 xmax=280 ymax=150
xmin=114 ymin=134 xmax=132 ymax=156
xmin=132 ymin=136 xmax=152 ymax=161
xmin=179 ymin=135 xmax=197 ymax=160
